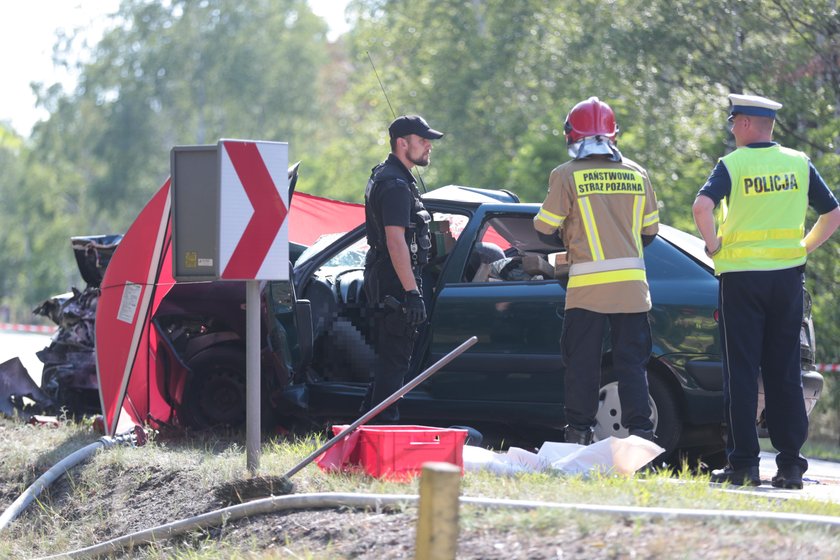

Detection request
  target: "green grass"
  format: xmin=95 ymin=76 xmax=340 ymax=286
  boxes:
xmin=2 ymin=417 xmax=840 ymax=559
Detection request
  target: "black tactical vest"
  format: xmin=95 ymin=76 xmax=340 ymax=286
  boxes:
xmin=364 ymin=158 xmax=431 ymax=273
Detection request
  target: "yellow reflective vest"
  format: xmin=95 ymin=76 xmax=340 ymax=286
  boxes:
xmin=714 ymin=145 xmax=809 ymax=274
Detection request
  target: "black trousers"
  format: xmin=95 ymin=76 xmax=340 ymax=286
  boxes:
xmin=361 ymin=264 xmax=419 ymax=422
xmin=560 ymin=308 xmax=653 ymax=433
xmin=719 ymin=268 xmax=808 ymax=473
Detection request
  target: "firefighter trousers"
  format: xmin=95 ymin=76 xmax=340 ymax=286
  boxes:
xmin=560 ymin=308 xmax=653 ymax=434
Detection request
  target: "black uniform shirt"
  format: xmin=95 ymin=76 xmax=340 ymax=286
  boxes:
xmin=378 ymin=180 xmax=414 ymax=229
xmin=365 ymin=154 xmax=416 ymax=251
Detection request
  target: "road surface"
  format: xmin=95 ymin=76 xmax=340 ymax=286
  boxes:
xmin=750 ymin=451 xmax=840 ymax=502
xmin=0 ymin=330 xmax=50 ymax=384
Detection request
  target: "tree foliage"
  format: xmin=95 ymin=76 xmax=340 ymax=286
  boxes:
xmin=2 ymin=0 xmax=839 ymax=376
xmin=31 ymin=0 xmax=330 ymax=229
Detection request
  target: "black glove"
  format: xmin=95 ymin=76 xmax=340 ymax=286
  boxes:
xmin=403 ymin=289 xmax=427 ymax=325
xmin=537 ymin=230 xmax=564 ymax=248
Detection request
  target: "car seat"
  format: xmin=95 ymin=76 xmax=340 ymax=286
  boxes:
xmin=467 ymin=242 xmax=506 ymax=282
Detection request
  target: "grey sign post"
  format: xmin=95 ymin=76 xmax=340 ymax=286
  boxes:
xmin=171 ymin=140 xmax=289 ymax=473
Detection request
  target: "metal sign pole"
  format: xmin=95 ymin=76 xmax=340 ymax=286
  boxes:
xmin=173 ymin=140 xmax=288 ymax=474
xmin=246 ymin=279 xmax=261 ymax=473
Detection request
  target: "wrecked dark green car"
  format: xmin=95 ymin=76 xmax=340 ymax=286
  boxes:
xmin=256 ymin=185 xmax=822 ymax=466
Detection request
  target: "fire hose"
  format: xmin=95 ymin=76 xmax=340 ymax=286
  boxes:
xmin=34 ymin=491 xmax=840 ymax=559
xmin=0 ymin=431 xmax=139 ymax=532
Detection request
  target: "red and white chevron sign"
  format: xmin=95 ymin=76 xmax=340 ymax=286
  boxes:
xmin=219 ymin=140 xmax=289 ymax=280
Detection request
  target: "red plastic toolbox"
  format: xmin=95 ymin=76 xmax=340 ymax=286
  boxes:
xmin=329 ymin=425 xmax=468 ymax=480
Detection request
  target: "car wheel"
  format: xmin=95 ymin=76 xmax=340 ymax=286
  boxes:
xmin=180 ymin=346 xmax=247 ymax=429
xmin=594 ymin=369 xmax=682 ymax=454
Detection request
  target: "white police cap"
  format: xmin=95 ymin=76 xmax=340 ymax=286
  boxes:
xmin=728 ymin=93 xmax=782 ymax=121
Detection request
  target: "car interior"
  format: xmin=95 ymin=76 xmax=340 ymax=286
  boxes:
xmin=464 ymin=214 xmax=569 ymax=283
xmin=294 ymin=210 xmax=571 ymax=384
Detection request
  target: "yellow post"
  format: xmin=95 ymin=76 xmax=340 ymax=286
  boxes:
xmin=414 ymin=462 xmax=461 ymax=560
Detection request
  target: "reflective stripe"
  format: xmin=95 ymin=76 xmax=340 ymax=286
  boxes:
xmin=569 ymin=257 xmax=645 ymax=276
xmin=567 ymin=268 xmax=647 ymax=288
xmin=535 ymin=207 xmax=565 ymax=228
xmin=578 ymin=197 xmax=604 ymax=260
xmin=633 ymin=195 xmax=644 ymax=255
xmin=719 ymin=246 xmax=807 ymax=261
xmin=642 ymin=209 xmax=659 ymax=227
xmin=722 ymin=227 xmax=804 ymax=244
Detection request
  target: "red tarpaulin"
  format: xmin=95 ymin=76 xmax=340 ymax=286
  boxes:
xmin=289 ymin=192 xmax=366 ymax=245
xmin=96 ymin=181 xmax=173 ymax=435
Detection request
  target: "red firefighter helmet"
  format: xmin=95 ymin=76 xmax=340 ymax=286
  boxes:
xmin=564 ymin=97 xmax=618 ymax=143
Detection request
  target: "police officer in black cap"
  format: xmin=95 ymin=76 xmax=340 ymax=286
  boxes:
xmin=361 ymin=114 xmax=444 ymax=421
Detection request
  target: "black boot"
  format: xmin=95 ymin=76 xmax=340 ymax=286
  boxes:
xmin=449 ymin=425 xmax=484 ymax=446
xmin=771 ymin=465 xmax=804 ymax=489
xmin=710 ymin=465 xmax=761 ymax=486
xmin=564 ymin=425 xmax=593 ymax=445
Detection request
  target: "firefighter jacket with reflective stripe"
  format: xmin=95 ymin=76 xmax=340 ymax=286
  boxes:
xmin=714 ymin=145 xmax=810 ymax=274
xmin=534 ymin=156 xmax=659 ymax=313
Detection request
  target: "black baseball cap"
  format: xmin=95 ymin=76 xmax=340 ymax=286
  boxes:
xmin=388 ymin=115 xmax=444 ymax=139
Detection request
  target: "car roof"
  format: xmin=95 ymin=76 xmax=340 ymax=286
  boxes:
xmin=422 ymin=185 xmax=520 ymax=205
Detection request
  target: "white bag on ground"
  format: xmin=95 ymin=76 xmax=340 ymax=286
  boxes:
xmin=540 ymin=436 xmax=664 ymax=475
xmin=464 ymin=436 xmax=664 ymax=476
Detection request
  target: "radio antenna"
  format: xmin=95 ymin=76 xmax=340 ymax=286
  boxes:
xmin=368 ymin=51 xmax=396 ymax=119
xmin=367 ymin=50 xmax=428 ymax=193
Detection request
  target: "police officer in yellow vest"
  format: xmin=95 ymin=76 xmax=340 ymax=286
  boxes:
xmin=534 ymin=97 xmax=660 ymax=446
xmin=693 ymin=93 xmax=840 ymax=488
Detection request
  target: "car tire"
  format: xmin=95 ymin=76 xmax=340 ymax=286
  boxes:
xmin=594 ymin=368 xmax=682 ymax=454
xmin=180 ymin=345 xmax=248 ymax=429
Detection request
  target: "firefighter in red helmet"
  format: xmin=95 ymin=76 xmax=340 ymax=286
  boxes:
xmin=564 ymin=96 xmax=621 ymax=160
xmin=534 ymin=97 xmax=661 ymax=446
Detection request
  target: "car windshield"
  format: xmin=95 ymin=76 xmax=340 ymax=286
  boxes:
xmin=296 ymin=233 xmax=354 ymax=266
xmin=297 ymin=232 xmax=369 ymax=271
